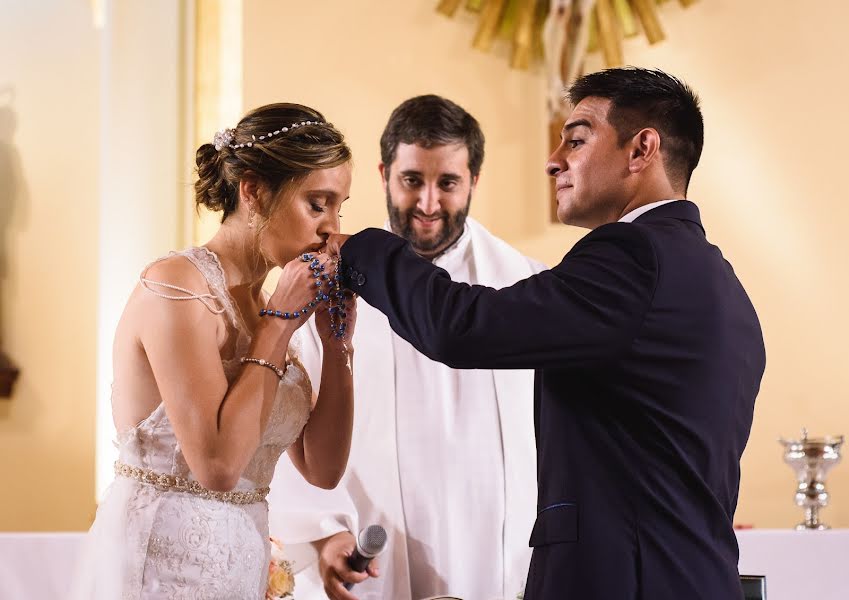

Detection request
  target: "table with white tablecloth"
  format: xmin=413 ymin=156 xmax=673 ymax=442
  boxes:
xmin=736 ymin=529 xmax=849 ymax=600
xmin=0 ymin=532 xmax=84 ymax=599
xmin=1 ymin=529 xmax=847 ymax=599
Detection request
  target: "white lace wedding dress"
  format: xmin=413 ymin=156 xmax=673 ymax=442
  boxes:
xmin=72 ymin=247 xmax=313 ymax=599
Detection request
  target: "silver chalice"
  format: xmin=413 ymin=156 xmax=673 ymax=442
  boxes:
xmin=778 ymin=428 xmax=844 ymax=530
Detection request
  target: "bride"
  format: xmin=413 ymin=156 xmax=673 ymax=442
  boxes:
xmin=72 ymin=103 xmax=357 ymax=599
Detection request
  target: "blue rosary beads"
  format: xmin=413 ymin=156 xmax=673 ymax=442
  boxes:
xmin=258 ymin=253 xmax=347 ymax=341
xmin=326 ymin=254 xmax=348 ymax=342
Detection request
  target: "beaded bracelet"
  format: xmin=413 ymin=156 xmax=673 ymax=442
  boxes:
xmin=240 ymin=357 xmax=286 ymax=379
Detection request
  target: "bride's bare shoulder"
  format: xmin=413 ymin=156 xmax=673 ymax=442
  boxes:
xmin=118 ymin=254 xmax=223 ymax=343
xmin=141 ymin=254 xmax=210 ymax=293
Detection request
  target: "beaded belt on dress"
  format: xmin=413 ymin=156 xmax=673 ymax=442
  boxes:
xmin=114 ymin=461 xmax=269 ymax=505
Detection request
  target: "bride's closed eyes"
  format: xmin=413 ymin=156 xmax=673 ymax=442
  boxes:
xmin=309 ymin=198 xmax=343 ymax=218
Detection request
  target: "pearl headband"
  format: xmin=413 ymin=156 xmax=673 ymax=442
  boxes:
xmin=212 ymin=120 xmax=330 ymax=151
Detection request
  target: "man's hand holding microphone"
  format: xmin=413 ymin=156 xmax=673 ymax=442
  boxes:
xmin=317 ymin=525 xmax=386 ymax=600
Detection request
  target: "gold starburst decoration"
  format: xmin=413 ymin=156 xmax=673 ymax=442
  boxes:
xmin=437 ymin=0 xmax=699 ymax=87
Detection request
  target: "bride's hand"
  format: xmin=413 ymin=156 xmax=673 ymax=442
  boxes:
xmin=265 ymin=253 xmax=332 ymax=326
xmin=323 ymin=233 xmax=351 ymax=258
xmin=314 ymin=289 xmax=357 ymax=350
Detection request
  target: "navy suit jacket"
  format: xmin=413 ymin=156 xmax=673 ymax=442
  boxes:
xmin=340 ymin=201 xmax=765 ymax=599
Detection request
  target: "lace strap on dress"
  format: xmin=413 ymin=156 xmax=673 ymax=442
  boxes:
xmin=139 ymin=276 xmax=226 ymax=314
xmin=183 ymin=247 xmax=241 ymax=329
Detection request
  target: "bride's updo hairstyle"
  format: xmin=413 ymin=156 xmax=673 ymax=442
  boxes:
xmin=195 ymin=102 xmax=351 ymax=222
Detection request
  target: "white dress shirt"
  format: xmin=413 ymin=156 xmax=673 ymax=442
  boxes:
xmin=618 ymin=199 xmax=682 ymax=223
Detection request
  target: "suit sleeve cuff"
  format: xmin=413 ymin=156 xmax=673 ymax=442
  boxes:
xmin=340 ymin=228 xmax=405 ymax=290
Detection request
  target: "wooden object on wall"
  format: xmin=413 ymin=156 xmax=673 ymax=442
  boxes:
xmin=548 ymin=118 xmax=564 ymax=223
xmin=512 ymin=0 xmax=540 ymax=69
xmin=587 ymin=9 xmax=599 ymax=53
xmin=0 ymin=350 xmax=19 ymax=398
xmin=562 ymin=1 xmax=594 ymax=92
xmin=614 ymin=0 xmax=638 ymax=38
xmin=473 ymin=0 xmax=509 ymax=51
xmin=595 ymin=0 xmax=624 ymax=67
xmin=437 ymin=0 xmax=464 ymax=16
xmin=630 ymin=0 xmax=666 ymax=44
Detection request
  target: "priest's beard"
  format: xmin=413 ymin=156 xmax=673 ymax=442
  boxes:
xmin=386 ymin=191 xmax=471 ymax=260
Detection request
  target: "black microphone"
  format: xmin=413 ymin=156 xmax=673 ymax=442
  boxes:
xmin=343 ymin=524 xmax=388 ymax=591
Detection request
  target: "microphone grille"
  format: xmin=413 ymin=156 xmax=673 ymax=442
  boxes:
xmin=358 ymin=524 xmax=387 ymax=556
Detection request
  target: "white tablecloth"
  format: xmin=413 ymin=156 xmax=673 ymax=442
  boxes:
xmin=0 ymin=532 xmax=84 ymax=599
xmin=736 ymin=528 xmax=849 ymax=600
xmin=1 ymin=529 xmax=846 ymax=599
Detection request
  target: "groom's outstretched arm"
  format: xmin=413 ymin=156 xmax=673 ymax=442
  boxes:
xmin=337 ymin=226 xmax=657 ymax=371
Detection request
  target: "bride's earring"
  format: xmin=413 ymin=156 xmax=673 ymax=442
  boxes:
xmin=248 ymin=206 xmax=255 ymax=229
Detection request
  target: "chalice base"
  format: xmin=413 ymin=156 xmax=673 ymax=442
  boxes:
xmin=796 ymin=522 xmax=830 ymax=531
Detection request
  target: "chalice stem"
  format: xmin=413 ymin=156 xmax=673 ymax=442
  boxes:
xmin=806 ymin=505 xmax=828 ymax=529
xmin=807 ymin=505 xmax=818 ymax=528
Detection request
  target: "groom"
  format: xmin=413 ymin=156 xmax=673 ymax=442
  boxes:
xmin=326 ymin=68 xmax=766 ymax=599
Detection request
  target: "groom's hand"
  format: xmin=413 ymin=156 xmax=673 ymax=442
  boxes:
xmin=317 ymin=530 xmax=379 ymax=600
xmin=324 ymin=233 xmax=351 ymax=258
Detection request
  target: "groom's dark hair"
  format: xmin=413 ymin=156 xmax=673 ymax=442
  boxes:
xmin=380 ymin=94 xmax=485 ymax=178
xmin=568 ymin=67 xmax=704 ymax=193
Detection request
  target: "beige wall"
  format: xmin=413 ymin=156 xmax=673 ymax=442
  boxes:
xmin=0 ymin=1 xmax=100 ymax=530
xmin=244 ymin=0 xmax=849 ymax=528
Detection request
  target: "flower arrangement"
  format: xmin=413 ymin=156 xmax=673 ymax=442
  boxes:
xmin=266 ymin=537 xmax=295 ymax=600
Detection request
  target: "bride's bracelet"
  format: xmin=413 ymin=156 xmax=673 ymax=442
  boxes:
xmin=240 ymin=357 xmax=286 ymax=379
